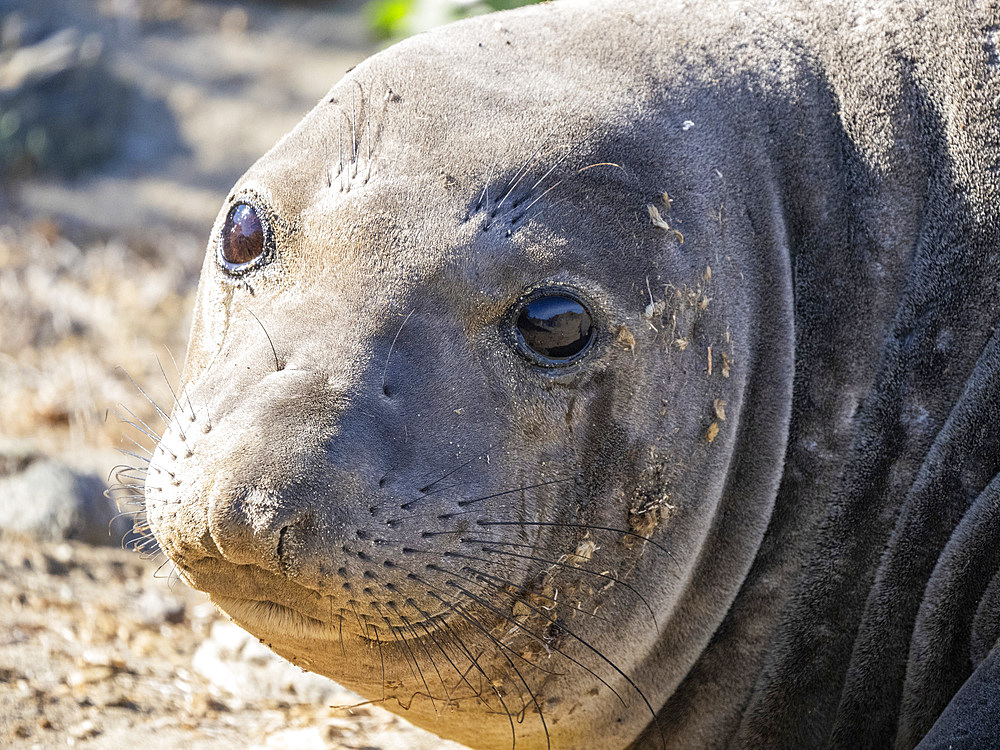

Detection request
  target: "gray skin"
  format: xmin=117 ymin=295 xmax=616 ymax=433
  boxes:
xmin=139 ymin=0 xmax=1000 ymax=748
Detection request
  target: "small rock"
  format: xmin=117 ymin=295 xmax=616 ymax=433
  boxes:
xmin=0 ymin=23 xmax=133 ymax=179
xmin=43 ymin=554 xmax=70 ymax=576
xmin=192 ymin=621 xmax=358 ymax=708
xmin=134 ymin=587 xmax=186 ymax=626
xmin=0 ymin=452 xmax=128 ymax=545
xmin=68 ymin=718 xmax=100 ymax=740
xmin=259 ymin=727 xmax=328 ymax=750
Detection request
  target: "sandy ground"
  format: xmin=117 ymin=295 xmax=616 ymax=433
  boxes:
xmin=0 ymin=1 xmax=469 ymax=747
xmin=0 ymin=536 xmax=468 ymax=749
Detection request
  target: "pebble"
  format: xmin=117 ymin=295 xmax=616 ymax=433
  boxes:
xmin=0 ymin=451 xmax=129 ymax=545
xmin=192 ymin=621 xmax=359 ymax=708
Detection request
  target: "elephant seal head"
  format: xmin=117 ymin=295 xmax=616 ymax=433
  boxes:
xmin=142 ymin=2 xmax=802 ymax=747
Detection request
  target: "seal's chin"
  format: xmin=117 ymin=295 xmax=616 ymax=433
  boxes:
xmin=209 ymin=594 xmax=340 ymax=643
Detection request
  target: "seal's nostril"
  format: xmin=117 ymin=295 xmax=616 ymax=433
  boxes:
xmin=382 ymin=384 xmax=391 ymax=397
xmin=378 ymin=477 xmax=387 ymax=488
xmin=277 ymin=526 xmax=289 ymax=563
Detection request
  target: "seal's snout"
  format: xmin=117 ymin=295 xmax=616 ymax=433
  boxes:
xmin=204 ymin=485 xmax=313 ymax=573
xmin=143 ymin=363 xmax=354 ymax=572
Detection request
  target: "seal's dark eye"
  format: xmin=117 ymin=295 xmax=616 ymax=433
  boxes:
xmin=218 ymin=202 xmax=267 ymax=272
xmin=515 ymin=293 xmax=594 ymax=363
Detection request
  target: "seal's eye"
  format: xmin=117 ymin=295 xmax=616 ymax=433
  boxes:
xmin=514 ymin=293 xmax=594 ymax=363
xmin=218 ymin=202 xmax=268 ymax=272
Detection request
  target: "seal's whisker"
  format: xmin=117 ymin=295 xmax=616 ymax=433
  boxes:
xmin=108 ymin=476 xmax=146 ymax=490
xmin=114 ymin=407 xmax=161 ymax=445
xmin=382 ymin=309 xmax=415 ymax=394
xmin=148 ymin=557 xmax=176 ymax=579
xmin=512 ymin=194 xmax=572 ymax=227
xmin=463 ymin=570 xmax=664 ymax=748
xmin=392 ymin=606 xmax=453 ymax=706
xmin=576 ymin=161 xmax=625 ymax=175
xmin=454 ymin=608 xmax=551 ymax=747
xmin=415 ymin=444 xmax=494 ymax=495
xmin=442 ymin=601 xmax=540 ymax=721
xmin=432 ymin=571 xmax=569 ymax=683
xmin=113 ymin=505 xmax=146 ymax=515
xmin=466 ymin=539 xmax=658 ymax=630
xmin=115 ymin=449 xmax=151 ymax=468
xmin=111 ymin=496 xmax=146 ymax=508
xmin=450 ymin=572 xmax=633 ymax=708
xmin=338 ymin=119 xmax=344 ymax=191
xmin=371 ymin=603 xmax=438 ymax=711
xmin=370 ymin=623 xmax=385 ymax=702
xmin=410 ymin=573 xmax=560 ymax=678
xmin=347 ymin=598 xmax=368 ymax=638
xmin=110 ymin=510 xmax=146 ymax=523
xmin=510 ymin=178 xmax=564 ymax=221
xmin=444 ymin=577 xmax=627 ymax=709
xmin=154 ymin=356 xmax=189 ymax=440
xmin=416 ymin=619 xmax=483 ymax=704
xmin=435 ymin=615 xmax=519 ymax=749
xmin=116 ymin=366 xmax=171 ymax=425
xmin=119 ymin=436 xmax=155 ymax=459
xmin=475 ymin=157 xmax=500 ymax=219
xmin=390 ymin=477 xmax=573 ymax=525
xmin=109 ymin=482 xmax=146 ymax=494
xmin=110 ymin=463 xmax=148 ymax=480
xmin=162 ymin=346 xmax=196 ymax=421
xmin=121 ymin=530 xmax=150 ymax=555
xmin=109 ymin=462 xmax=147 ymax=477
xmin=410 ymin=479 xmax=474 ymax=503
xmin=350 ymin=86 xmax=358 ymax=170
xmin=408 ymin=601 xmax=496 ymax=707
xmin=526 ymin=144 xmax=573 ymax=194
xmin=492 ymin=140 xmax=551 ymax=217
xmin=247 ymin=308 xmax=280 ymax=372
xmin=464 ymin=564 xmax=617 ymax=626
xmin=479 ymin=520 xmax=680 ymax=572
xmin=365 ymin=113 xmax=372 ymax=183
xmin=455 ymin=476 xmax=574 ymax=509
xmin=166 ymin=562 xmax=185 ymax=589
xmin=450 ymin=548 xmax=654 ymax=632
xmin=134 ymin=531 xmax=161 ymax=551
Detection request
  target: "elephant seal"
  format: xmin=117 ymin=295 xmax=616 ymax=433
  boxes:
xmin=132 ymin=0 xmax=1000 ymax=747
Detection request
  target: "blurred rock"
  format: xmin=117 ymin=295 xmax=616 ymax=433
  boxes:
xmin=0 ymin=448 xmax=129 ymax=545
xmin=257 ymin=727 xmax=329 ymax=750
xmin=192 ymin=620 xmax=359 ymax=709
xmin=0 ymin=16 xmax=132 ymax=179
xmin=134 ymin=586 xmax=187 ymax=625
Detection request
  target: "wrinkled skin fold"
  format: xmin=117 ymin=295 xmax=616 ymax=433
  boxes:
xmin=134 ymin=0 xmax=1000 ymax=748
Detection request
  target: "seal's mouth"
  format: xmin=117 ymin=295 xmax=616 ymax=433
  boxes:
xmin=209 ymin=592 xmax=461 ymax=646
xmin=210 ymin=594 xmax=340 ymax=642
